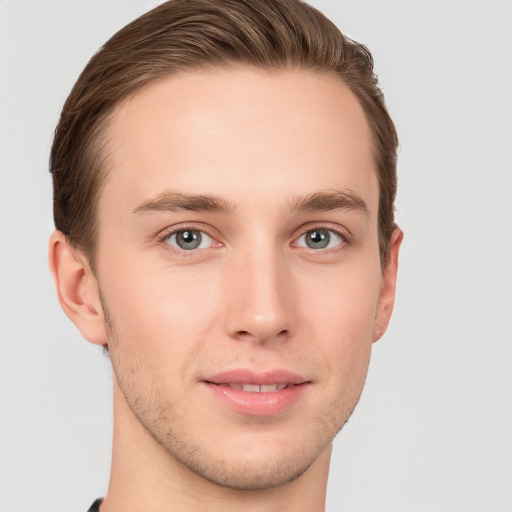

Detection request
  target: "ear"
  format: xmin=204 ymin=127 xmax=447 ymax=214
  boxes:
xmin=372 ymin=227 xmax=403 ymax=342
xmin=48 ymin=230 xmax=108 ymax=345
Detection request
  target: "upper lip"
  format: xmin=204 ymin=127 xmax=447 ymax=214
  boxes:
xmin=203 ymin=369 xmax=308 ymax=385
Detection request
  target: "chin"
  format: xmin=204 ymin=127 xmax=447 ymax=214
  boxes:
xmin=173 ymin=447 xmax=317 ymax=491
xmin=149 ymin=415 xmax=341 ymax=492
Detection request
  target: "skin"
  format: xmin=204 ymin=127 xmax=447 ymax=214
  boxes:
xmin=49 ymin=67 xmax=402 ymax=512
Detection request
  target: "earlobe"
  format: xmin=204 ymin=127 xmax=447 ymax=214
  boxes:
xmin=48 ymin=230 xmax=108 ymax=345
xmin=372 ymin=227 xmax=403 ymax=343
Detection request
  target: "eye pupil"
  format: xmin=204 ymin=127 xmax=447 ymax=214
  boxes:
xmin=306 ymin=229 xmax=330 ymax=249
xmin=176 ymin=230 xmax=202 ymax=250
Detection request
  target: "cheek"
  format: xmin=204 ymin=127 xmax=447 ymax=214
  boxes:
xmin=297 ymin=259 xmax=382 ymax=369
xmin=301 ymin=257 xmax=381 ymax=328
xmin=99 ymin=257 xmax=222 ymax=368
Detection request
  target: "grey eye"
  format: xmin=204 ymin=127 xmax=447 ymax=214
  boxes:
xmin=296 ymin=229 xmax=343 ymax=250
xmin=166 ymin=230 xmax=213 ymax=250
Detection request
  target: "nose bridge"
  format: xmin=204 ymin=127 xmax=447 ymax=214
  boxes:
xmin=224 ymin=239 xmax=294 ymax=343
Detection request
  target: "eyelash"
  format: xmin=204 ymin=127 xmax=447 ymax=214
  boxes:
xmin=293 ymin=222 xmax=351 ymax=252
xmin=156 ymin=223 xmax=220 ymax=256
xmin=156 ymin=222 xmax=351 ymax=256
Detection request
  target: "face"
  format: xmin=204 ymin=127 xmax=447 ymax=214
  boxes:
xmin=94 ymin=67 xmax=395 ymax=489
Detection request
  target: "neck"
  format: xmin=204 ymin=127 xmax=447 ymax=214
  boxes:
xmin=101 ymin=381 xmax=331 ymax=512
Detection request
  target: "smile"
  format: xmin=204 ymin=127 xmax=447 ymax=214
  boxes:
xmin=203 ymin=370 xmax=309 ymax=416
xmin=215 ymin=383 xmax=290 ymax=392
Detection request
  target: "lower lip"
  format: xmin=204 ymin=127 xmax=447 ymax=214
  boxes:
xmin=204 ymin=382 xmax=309 ymax=416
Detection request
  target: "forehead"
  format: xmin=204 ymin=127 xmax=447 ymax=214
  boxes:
xmin=102 ymin=67 xmax=378 ymax=218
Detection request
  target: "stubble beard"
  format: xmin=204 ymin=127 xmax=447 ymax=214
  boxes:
xmin=101 ymin=295 xmax=366 ymax=491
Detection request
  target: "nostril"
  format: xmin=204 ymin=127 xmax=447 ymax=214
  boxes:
xmin=233 ymin=328 xmax=289 ymax=343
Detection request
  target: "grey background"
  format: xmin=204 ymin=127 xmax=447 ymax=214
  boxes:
xmin=1 ymin=1 xmax=511 ymax=511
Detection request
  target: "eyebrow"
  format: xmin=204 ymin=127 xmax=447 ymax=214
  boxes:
xmin=290 ymin=189 xmax=369 ymax=217
xmin=131 ymin=188 xmax=368 ymax=218
xmin=131 ymin=191 xmax=236 ymax=217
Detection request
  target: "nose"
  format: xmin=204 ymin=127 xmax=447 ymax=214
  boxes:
xmin=223 ymin=246 xmax=295 ymax=344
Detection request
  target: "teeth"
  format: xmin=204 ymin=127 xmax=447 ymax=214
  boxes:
xmin=242 ymin=384 xmax=261 ymax=392
xmin=227 ymin=383 xmax=288 ymax=392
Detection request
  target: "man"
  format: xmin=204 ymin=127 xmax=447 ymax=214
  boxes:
xmin=48 ymin=0 xmax=402 ymax=510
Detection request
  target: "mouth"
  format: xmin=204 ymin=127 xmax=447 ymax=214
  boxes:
xmin=213 ymin=383 xmax=290 ymax=392
xmin=202 ymin=370 xmax=310 ymax=416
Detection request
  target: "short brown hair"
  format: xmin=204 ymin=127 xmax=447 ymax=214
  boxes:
xmin=50 ymin=0 xmax=398 ymax=269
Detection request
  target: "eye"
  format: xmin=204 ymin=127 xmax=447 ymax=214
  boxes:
xmin=165 ymin=229 xmax=214 ymax=251
xmin=295 ymin=228 xmax=344 ymax=250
